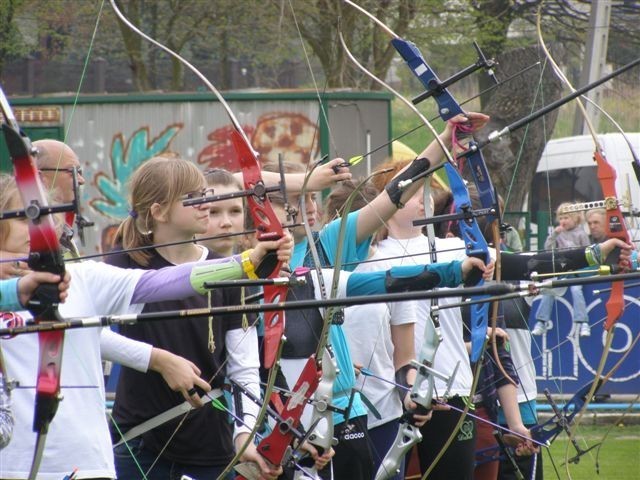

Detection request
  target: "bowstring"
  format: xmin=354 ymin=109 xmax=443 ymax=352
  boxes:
xmin=238 ymin=12 xmax=383 ymax=477
xmin=97 ymin=2 xmax=287 ymax=476
xmin=535 ymin=13 xmax=638 ymax=475
xmin=533 ymin=38 xmax=570 ymax=473
xmin=47 ymin=0 xmax=105 ymax=197
xmin=488 ymin=39 xmax=586 ymax=463
xmin=10 ymin=2 xmax=115 ymax=477
xmin=288 ymin=4 xmax=381 ymax=461
xmin=287 ymin=2 xmax=405 ymax=468
xmin=499 ymin=43 xmax=570 ymax=428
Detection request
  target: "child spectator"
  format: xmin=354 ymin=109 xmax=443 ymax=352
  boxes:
xmin=533 ymin=203 xmax=591 ymax=337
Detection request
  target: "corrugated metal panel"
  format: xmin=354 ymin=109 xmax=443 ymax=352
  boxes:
xmin=327 ymin=99 xmax=391 ymax=179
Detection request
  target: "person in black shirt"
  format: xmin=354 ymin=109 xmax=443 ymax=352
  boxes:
xmin=109 ymin=156 xmax=282 ymax=480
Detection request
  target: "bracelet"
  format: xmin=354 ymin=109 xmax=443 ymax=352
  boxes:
xmin=585 ymin=245 xmax=596 ymax=266
xmin=585 ymin=244 xmax=602 ymax=266
xmin=241 ymin=249 xmax=259 ymax=279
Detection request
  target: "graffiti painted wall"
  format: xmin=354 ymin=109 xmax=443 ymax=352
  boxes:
xmin=8 ymin=92 xmax=390 ymax=254
xmin=70 ymin=100 xmax=321 ymax=254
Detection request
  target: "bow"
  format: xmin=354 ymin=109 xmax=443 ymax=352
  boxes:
xmin=241 ymin=165 xmax=422 ymax=477
xmin=107 ymin=2 xmax=294 ymax=477
xmin=473 ymin=380 xmax=601 ymax=479
xmin=531 ymin=380 xmax=603 ymax=462
xmin=389 ymin=32 xmax=513 ymax=381
xmin=340 ymin=3 xmax=479 ymax=478
xmin=0 ymin=87 xmax=67 ymax=479
xmin=341 ymin=3 xmax=515 ymax=477
xmin=388 ymin=40 xmax=536 ymax=479
xmin=535 ymin=9 xmax=634 ymax=475
xmin=306 ymin=166 xmax=409 ymax=475
xmin=342 ymin=0 xmax=497 ymax=364
xmin=295 ymin=160 xmax=338 ymax=466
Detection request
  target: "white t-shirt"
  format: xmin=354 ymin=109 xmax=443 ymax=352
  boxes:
xmin=376 ymin=236 xmax=473 ymax=397
xmin=506 ymin=325 xmax=537 ymax=404
xmin=0 ymin=261 xmax=146 ymax=480
xmin=342 ymin=250 xmax=417 ymax=428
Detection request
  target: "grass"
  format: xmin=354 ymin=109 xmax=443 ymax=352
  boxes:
xmin=543 ymin=425 xmax=640 ymax=479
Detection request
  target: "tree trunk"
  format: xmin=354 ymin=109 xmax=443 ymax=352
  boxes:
xmin=473 ymin=0 xmax=515 ymax=109
xmin=476 ymin=44 xmax=564 ymax=214
xmin=297 ymin=0 xmax=417 ymax=89
xmin=114 ymin=0 xmax=152 ymax=91
xmin=0 ymin=0 xmax=19 ymax=79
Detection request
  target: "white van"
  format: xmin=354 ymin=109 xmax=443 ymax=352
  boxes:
xmin=527 ymin=133 xmax=640 ymax=249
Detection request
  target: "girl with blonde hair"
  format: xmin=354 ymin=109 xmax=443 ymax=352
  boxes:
xmin=108 ymin=156 xmax=284 ymax=480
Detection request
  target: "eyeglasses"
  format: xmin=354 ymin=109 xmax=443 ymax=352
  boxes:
xmin=180 ymin=187 xmax=215 ymax=203
xmin=40 ymin=166 xmax=84 ymax=176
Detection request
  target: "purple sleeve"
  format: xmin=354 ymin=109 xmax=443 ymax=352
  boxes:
xmin=130 ymin=254 xmax=242 ymax=304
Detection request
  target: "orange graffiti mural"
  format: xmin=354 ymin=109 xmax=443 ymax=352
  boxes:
xmin=198 ymin=112 xmax=319 ymax=171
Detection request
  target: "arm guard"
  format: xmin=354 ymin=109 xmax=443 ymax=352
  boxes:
xmin=190 ymin=260 xmax=243 ymax=294
xmin=385 ymin=157 xmax=431 ymax=208
xmin=385 ymin=265 xmax=441 ymax=292
xmin=502 ymin=249 xmax=588 ymax=281
xmin=346 ymin=262 xmax=463 ymax=296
